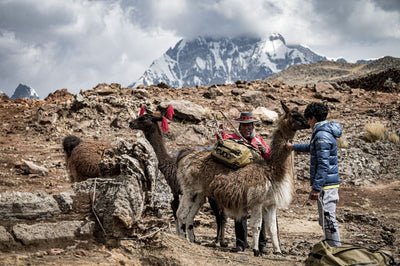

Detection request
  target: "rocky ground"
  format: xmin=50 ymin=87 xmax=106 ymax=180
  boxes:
xmin=0 ymin=63 xmax=399 ymax=265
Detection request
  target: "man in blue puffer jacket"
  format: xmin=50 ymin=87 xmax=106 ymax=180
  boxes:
xmin=286 ymin=102 xmax=342 ymax=247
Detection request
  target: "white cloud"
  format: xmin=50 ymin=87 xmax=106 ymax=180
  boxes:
xmin=0 ymin=0 xmax=399 ymax=98
xmin=0 ymin=0 xmax=179 ymax=98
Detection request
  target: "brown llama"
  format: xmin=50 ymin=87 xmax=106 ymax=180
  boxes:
xmin=62 ymin=135 xmax=112 ymax=182
xmin=176 ymin=101 xmax=309 ymax=256
xmin=129 ymin=108 xmax=227 ymax=247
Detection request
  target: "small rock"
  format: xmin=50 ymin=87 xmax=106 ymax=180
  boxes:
xmin=47 ymin=248 xmax=65 ymax=256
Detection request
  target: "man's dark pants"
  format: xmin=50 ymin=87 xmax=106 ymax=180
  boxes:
xmin=235 ymin=216 xmax=266 ymax=250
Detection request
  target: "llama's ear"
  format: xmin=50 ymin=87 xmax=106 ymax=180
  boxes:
xmin=281 ymin=101 xmax=290 ymax=114
xmin=145 ymin=106 xmax=153 ymax=114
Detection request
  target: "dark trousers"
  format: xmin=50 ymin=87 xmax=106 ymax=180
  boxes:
xmin=235 ymin=216 xmax=266 ymax=250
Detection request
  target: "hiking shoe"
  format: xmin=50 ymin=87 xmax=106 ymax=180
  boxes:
xmin=259 ymin=246 xmax=269 ymax=254
xmin=230 ymin=246 xmax=245 ymax=253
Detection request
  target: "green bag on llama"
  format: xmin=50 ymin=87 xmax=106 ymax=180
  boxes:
xmin=211 ymin=138 xmax=261 ymax=169
xmin=305 ymin=240 xmax=396 ymax=266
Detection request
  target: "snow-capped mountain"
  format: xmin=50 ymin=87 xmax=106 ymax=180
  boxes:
xmin=129 ymin=33 xmax=327 ymax=88
xmin=0 ymin=89 xmax=9 ymax=98
xmin=11 ymin=84 xmax=40 ymax=100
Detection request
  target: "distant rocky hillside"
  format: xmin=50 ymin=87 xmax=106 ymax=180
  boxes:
xmin=11 ymin=84 xmax=39 ymax=100
xmin=337 ymin=68 xmax=400 ymax=93
xmin=0 ymin=90 xmax=8 ymax=98
xmin=265 ymin=56 xmax=400 ymax=91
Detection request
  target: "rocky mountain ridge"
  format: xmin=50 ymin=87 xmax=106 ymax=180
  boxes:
xmin=265 ymin=56 xmax=400 ymax=89
xmin=9 ymin=83 xmax=40 ymax=100
xmin=130 ymin=33 xmax=327 ymax=88
xmin=0 ymin=89 xmax=8 ymax=98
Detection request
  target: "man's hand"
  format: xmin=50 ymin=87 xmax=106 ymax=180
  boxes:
xmin=258 ymin=144 xmax=267 ymax=154
xmin=218 ymin=123 xmax=224 ymax=134
xmin=309 ymin=189 xmax=320 ymax=201
xmin=285 ymin=142 xmax=293 ymax=151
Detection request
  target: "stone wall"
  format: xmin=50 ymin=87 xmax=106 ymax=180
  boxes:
xmin=0 ymin=138 xmax=171 ymax=251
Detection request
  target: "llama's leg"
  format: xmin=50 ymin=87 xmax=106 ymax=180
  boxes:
xmin=185 ymin=193 xmax=206 ymax=243
xmin=249 ymin=204 xmax=263 ymax=256
xmin=208 ymin=198 xmax=228 ymax=247
xmin=177 ymin=193 xmax=194 ymax=238
xmin=171 ymin=194 xmax=180 ymax=235
xmin=177 ymin=192 xmax=205 ymax=242
xmin=264 ymin=206 xmax=281 ymax=254
xmin=218 ymin=211 xmax=227 ymax=247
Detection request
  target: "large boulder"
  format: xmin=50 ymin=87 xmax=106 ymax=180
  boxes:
xmin=0 ymin=190 xmax=60 ymax=220
xmin=72 ymin=138 xmax=171 ymax=238
xmin=314 ymin=82 xmax=341 ymax=102
xmin=0 ymin=226 xmax=15 ymax=248
xmin=241 ymin=90 xmax=264 ymax=105
xmin=252 ymin=107 xmax=279 ymax=124
xmin=159 ymin=100 xmax=205 ymax=123
xmin=12 ymin=220 xmax=94 ymax=246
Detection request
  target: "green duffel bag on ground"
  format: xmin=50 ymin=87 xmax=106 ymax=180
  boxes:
xmin=211 ymin=138 xmax=262 ymax=169
xmin=305 ymin=240 xmax=396 ymax=266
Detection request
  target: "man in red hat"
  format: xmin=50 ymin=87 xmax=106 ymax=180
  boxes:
xmin=218 ymin=111 xmax=272 ymax=253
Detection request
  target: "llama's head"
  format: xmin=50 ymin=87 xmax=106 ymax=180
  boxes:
xmin=280 ymin=101 xmax=309 ymax=131
xmin=62 ymin=135 xmax=81 ymax=158
xmin=129 ymin=111 xmax=162 ymax=132
xmin=129 ymin=105 xmax=174 ymax=133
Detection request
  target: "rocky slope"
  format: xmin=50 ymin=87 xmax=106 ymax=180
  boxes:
xmin=0 ymin=66 xmax=399 ymax=265
xmin=265 ymin=56 xmax=400 ymax=89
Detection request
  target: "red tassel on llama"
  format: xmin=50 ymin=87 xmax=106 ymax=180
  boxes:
xmin=166 ymin=105 xmax=174 ymax=119
xmin=139 ymin=105 xmax=146 ymax=117
xmin=161 ymin=105 xmax=174 ymax=132
xmin=161 ymin=117 xmax=169 ymax=133
xmin=138 ymin=105 xmax=173 ymax=132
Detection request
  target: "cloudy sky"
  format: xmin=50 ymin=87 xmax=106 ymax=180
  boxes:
xmin=1 ymin=0 xmax=400 ymax=98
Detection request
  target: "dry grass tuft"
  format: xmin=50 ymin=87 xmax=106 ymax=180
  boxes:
xmin=364 ymin=122 xmax=399 ymax=144
xmin=364 ymin=122 xmax=387 ymax=142
xmin=337 ymin=136 xmax=349 ymax=148
xmin=388 ymin=132 xmax=400 ymax=144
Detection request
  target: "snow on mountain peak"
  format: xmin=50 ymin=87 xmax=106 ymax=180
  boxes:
xmin=129 ymin=33 xmax=326 ymax=88
xmin=11 ymin=84 xmax=40 ymax=100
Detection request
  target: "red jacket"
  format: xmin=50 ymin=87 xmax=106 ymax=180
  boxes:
xmin=219 ymin=131 xmax=272 ymax=160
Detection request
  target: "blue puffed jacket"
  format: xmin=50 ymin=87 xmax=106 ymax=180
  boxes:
xmin=293 ymin=120 xmax=342 ymax=191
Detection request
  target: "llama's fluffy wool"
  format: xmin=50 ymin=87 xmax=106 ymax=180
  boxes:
xmin=176 ymin=102 xmax=309 ymax=256
xmin=64 ymin=138 xmax=112 ymax=182
xmin=129 ymin=112 xmax=227 ymax=247
xmin=178 ymin=151 xmax=293 ymax=219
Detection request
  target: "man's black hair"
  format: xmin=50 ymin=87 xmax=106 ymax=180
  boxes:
xmin=304 ymin=102 xmax=328 ymax=122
